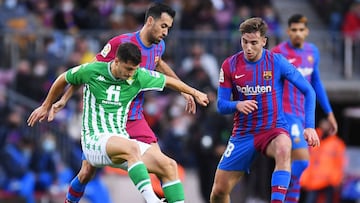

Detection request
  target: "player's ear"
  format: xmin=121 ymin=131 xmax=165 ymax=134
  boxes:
xmin=147 ymin=16 xmax=154 ymax=26
xmin=286 ymin=27 xmax=291 ymax=36
xmin=114 ymin=57 xmax=120 ymax=65
xmin=305 ymin=27 xmax=310 ymax=37
xmin=262 ymin=37 xmax=267 ymax=47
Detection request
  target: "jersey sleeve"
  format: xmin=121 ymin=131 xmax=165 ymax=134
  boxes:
xmin=310 ymin=45 xmax=333 ymax=114
xmin=271 ymin=44 xmax=281 ymax=53
xmin=96 ymin=36 xmax=122 ymax=62
xmin=137 ymin=68 xmax=166 ymax=91
xmin=217 ymin=58 xmax=238 ymax=114
xmin=65 ymin=63 xmax=92 ymax=85
xmin=277 ymin=54 xmax=316 ymax=128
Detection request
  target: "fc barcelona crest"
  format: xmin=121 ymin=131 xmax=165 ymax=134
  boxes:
xmin=263 ymin=71 xmax=272 ymax=80
xmin=307 ymin=55 xmax=314 ymax=64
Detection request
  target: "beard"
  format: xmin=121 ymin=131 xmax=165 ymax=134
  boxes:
xmin=291 ymin=38 xmax=304 ymax=48
xmin=147 ymin=29 xmax=161 ymax=45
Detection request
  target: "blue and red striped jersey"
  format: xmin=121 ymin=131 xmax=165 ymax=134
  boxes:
xmin=218 ymin=49 xmax=316 ymax=137
xmin=96 ymin=31 xmax=165 ymax=120
xmin=272 ymin=41 xmax=332 ymax=123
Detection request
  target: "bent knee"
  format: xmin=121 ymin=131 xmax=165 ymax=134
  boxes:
xmin=159 ymin=156 xmax=178 ymax=179
xmin=210 ymin=185 xmax=229 ymax=200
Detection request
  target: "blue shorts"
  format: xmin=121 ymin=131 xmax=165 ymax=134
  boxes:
xmin=218 ymin=128 xmax=288 ymax=172
xmin=284 ymin=115 xmax=307 ymax=150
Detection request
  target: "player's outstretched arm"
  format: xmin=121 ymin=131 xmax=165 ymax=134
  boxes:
xmin=48 ymin=85 xmax=81 ymax=121
xmin=27 ymin=73 xmax=68 ymax=127
xmin=156 ymin=59 xmax=196 ymax=114
xmin=164 ymin=75 xmax=209 ymax=108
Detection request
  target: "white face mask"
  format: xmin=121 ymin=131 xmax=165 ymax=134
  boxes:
xmin=33 ymin=64 xmax=47 ymax=77
xmin=144 ymin=102 xmax=158 ymax=115
xmin=42 ymin=139 xmax=56 ymax=152
xmin=61 ymin=1 xmax=74 ymax=12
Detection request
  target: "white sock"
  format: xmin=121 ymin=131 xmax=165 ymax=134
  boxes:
xmin=139 ymin=183 xmax=161 ymax=203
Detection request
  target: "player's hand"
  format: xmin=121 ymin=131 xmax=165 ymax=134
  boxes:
xmin=193 ymin=91 xmax=209 ymax=107
xmin=27 ymin=106 xmax=49 ymax=127
xmin=327 ymin=112 xmax=338 ymax=135
xmin=236 ymin=100 xmax=258 ymax=115
xmin=181 ymin=92 xmax=196 ymax=114
xmin=48 ymin=99 xmax=66 ymax=121
xmin=304 ymin=128 xmax=320 ymax=147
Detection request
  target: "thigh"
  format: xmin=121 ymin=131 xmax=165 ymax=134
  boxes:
xmin=212 ymin=168 xmax=244 ymax=193
xmin=127 ymin=118 xmax=157 ymax=144
xmin=141 ymin=143 xmax=172 ymax=174
xmin=265 ymin=133 xmax=292 ymax=157
xmin=82 ymin=134 xmax=149 ymax=168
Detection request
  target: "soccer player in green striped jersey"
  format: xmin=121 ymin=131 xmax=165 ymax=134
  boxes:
xmin=27 ymin=43 xmax=209 ymax=203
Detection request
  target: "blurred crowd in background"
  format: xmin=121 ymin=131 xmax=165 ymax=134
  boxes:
xmin=1 ymin=0 xmax=360 ymax=203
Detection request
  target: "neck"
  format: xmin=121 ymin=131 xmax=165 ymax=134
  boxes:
xmin=139 ymin=28 xmax=152 ymax=47
xmin=110 ymin=62 xmax=118 ymax=79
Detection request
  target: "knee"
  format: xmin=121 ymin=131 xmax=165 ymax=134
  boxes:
xmin=164 ymin=157 xmax=177 ymax=173
xmin=274 ymin=139 xmax=292 ymax=159
xmin=78 ymin=162 xmax=97 ymax=183
xmin=210 ymin=185 xmax=228 ymax=200
xmin=126 ymin=141 xmax=141 ymax=160
xmin=158 ymin=156 xmax=178 ymax=180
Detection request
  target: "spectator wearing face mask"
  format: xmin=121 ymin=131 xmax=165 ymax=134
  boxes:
xmin=0 ymin=134 xmax=36 ymax=203
xmin=29 ymin=132 xmax=58 ymax=193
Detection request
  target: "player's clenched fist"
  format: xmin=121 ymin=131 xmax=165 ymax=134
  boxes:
xmin=193 ymin=90 xmax=209 ymax=107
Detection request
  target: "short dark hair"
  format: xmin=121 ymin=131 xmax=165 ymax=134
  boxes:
xmin=288 ymin=14 xmax=308 ymax=27
xmin=239 ymin=17 xmax=268 ymax=37
xmin=116 ymin=43 xmax=141 ymax=65
xmin=144 ymin=2 xmax=176 ymax=22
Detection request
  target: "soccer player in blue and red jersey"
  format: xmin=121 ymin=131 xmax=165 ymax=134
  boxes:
xmin=210 ymin=17 xmax=320 ymax=203
xmin=272 ymin=14 xmax=338 ymax=203
xmin=51 ymin=3 xmax=195 ymax=203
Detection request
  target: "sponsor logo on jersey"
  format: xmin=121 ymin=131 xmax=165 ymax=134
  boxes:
xmin=297 ymin=67 xmax=313 ymax=77
xmin=126 ymin=77 xmax=134 ymax=85
xmin=236 ymin=85 xmax=272 ymax=95
xmin=96 ymin=75 xmax=106 ymax=82
xmin=263 ymin=71 xmax=272 ymax=80
xmin=288 ymin=58 xmax=297 ymax=64
xmin=307 ymin=55 xmax=314 ymax=64
xmin=235 ymin=74 xmax=245 ymax=79
xmin=100 ymin=44 xmax=111 ymax=58
xmin=219 ymin=68 xmax=224 ymax=83
xmin=103 ymin=85 xmax=122 ymax=106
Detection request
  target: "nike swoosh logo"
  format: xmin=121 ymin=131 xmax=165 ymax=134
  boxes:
xmin=235 ymin=74 xmax=245 ymax=79
xmin=288 ymin=58 xmax=296 ymax=64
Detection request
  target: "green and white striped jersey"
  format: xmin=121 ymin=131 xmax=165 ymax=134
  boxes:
xmin=65 ymin=61 xmax=165 ymax=139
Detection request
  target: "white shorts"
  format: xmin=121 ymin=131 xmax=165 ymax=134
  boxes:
xmin=81 ymin=133 xmax=151 ymax=170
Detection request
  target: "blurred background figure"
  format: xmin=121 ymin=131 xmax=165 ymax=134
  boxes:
xmin=181 ymin=42 xmax=219 ymax=88
xmin=300 ymin=119 xmax=346 ymax=203
xmin=0 ymin=107 xmax=36 ymax=203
